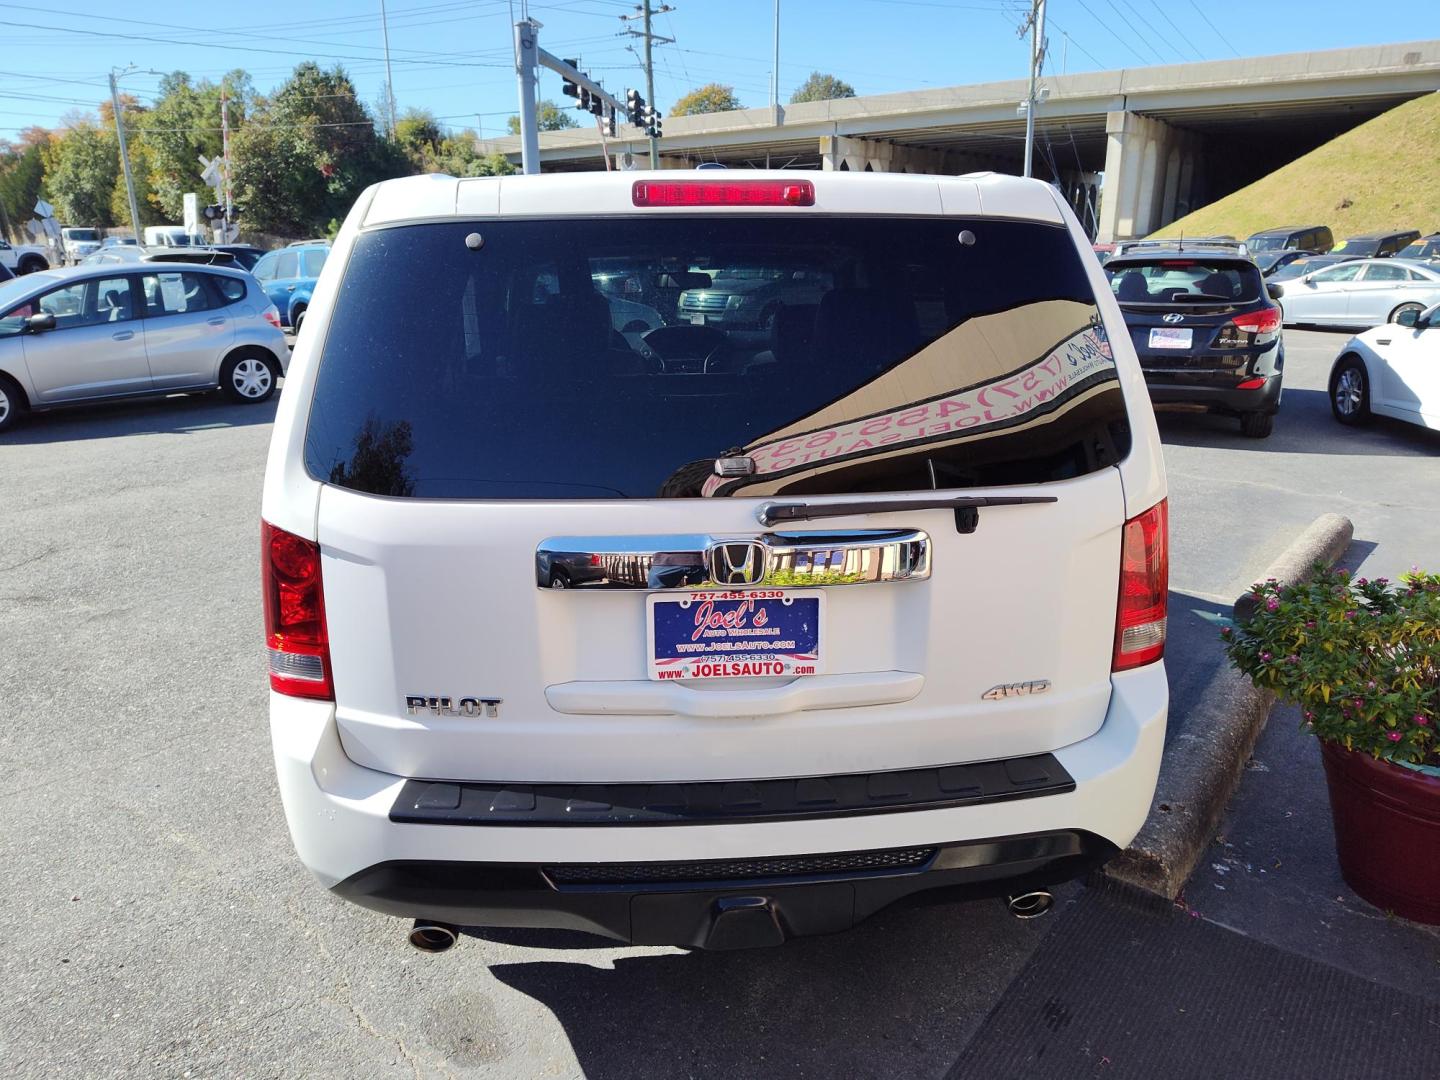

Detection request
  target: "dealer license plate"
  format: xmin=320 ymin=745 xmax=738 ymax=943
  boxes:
xmin=647 ymin=590 xmax=822 ymax=681
xmin=1149 ymin=327 xmax=1193 ymax=349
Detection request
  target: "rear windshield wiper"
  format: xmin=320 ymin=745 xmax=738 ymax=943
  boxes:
xmin=756 ymin=494 xmax=1057 ymax=533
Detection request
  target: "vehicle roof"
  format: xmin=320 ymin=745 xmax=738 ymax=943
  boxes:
xmin=358 ymin=169 xmax=1069 ymax=229
xmin=1342 ymin=230 xmax=1420 ymax=240
xmin=1106 ymin=247 xmax=1255 ymax=265
xmin=1248 ymin=225 xmax=1327 ymax=235
xmin=2 ymin=260 xmax=248 ymax=293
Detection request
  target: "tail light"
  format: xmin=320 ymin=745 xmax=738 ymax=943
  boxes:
xmin=262 ymin=520 xmax=333 ymax=699
xmin=1113 ymin=500 xmax=1168 ymax=671
xmin=632 ymin=179 xmax=815 ymax=207
xmin=1217 ymin=306 xmax=1281 ymax=346
xmin=262 ymin=305 xmax=282 ymax=330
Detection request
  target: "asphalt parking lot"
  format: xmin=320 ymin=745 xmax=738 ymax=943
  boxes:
xmin=1 ymin=329 xmax=1437 ymax=1078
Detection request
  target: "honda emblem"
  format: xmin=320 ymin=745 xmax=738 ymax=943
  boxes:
xmin=708 ymin=541 xmax=767 ymax=586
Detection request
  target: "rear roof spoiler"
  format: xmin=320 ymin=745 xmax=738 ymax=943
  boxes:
xmin=1112 ymin=237 xmax=1250 ymax=259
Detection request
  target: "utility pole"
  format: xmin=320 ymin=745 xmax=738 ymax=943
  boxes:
xmin=621 ymin=2 xmax=673 ymax=169
xmin=380 ymin=0 xmax=398 ymax=136
xmin=109 ymin=68 xmax=143 ymax=241
xmin=220 ymin=91 xmax=233 ymax=230
xmin=771 ymin=0 xmax=780 ymax=121
xmin=513 ymin=18 xmax=542 ymax=174
xmin=1018 ymin=0 xmax=1047 ymax=179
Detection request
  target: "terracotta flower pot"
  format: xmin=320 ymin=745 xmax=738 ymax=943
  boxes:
xmin=1320 ymin=739 xmax=1440 ymax=925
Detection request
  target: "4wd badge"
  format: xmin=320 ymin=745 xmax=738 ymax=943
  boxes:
xmin=981 ymin=680 xmax=1051 ymax=701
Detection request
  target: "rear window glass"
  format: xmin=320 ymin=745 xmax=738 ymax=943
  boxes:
xmin=1247 ymin=235 xmax=1289 ymax=253
xmin=301 ymin=249 xmax=328 ymax=276
xmin=1105 ymin=259 xmax=1261 ymax=304
xmin=305 ymin=217 xmax=1129 ymax=499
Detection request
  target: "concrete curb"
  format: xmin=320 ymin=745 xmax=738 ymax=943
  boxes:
xmin=1105 ymin=512 xmax=1355 ymax=899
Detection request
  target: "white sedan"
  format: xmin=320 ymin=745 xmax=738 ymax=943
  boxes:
xmin=1279 ymin=258 xmax=1440 ymax=328
xmin=1329 ymin=302 xmax=1440 ymax=430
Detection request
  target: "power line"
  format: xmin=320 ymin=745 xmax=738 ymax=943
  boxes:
xmin=1115 ymin=0 xmax=1188 ymax=64
xmin=0 ymin=14 xmax=515 ymax=70
xmin=1073 ymin=0 xmax=1148 ymax=65
xmin=1187 ymin=0 xmax=1241 ymax=57
xmin=1101 ymin=0 xmax=1164 ymax=64
xmin=1145 ymin=0 xmax=1206 ymax=62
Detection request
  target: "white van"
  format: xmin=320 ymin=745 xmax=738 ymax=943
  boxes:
xmin=262 ymin=170 xmax=1169 ymax=951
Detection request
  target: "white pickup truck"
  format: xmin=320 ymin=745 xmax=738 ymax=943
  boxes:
xmin=0 ymin=238 xmax=51 ymax=275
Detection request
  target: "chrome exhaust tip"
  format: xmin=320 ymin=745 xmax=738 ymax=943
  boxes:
xmin=408 ymin=920 xmax=459 ymax=953
xmin=1005 ymin=890 xmax=1054 ymax=919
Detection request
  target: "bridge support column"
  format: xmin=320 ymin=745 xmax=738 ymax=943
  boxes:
xmin=1097 ymin=111 xmax=1198 ymax=242
xmin=819 ymin=135 xmax=957 ymax=174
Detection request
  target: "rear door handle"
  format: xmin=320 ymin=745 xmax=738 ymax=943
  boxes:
xmin=112 ymin=330 xmax=134 ymax=341
xmin=286 ymin=285 xmax=297 ymax=292
xmin=206 ymin=317 xmax=225 ymax=326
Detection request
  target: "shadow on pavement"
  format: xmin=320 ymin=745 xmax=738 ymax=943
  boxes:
xmin=3 ymin=389 xmax=280 ymax=444
xmin=1156 ymin=388 xmax=1440 ymax=457
xmin=482 ymin=888 xmax=1054 ymax=1079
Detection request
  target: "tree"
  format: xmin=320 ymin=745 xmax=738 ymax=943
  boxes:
xmin=231 ymin=62 xmax=399 ymax=235
xmin=43 ymin=123 xmax=118 ymax=226
xmin=394 ymin=107 xmax=442 ymax=171
xmin=506 ymin=99 xmax=580 ymax=135
xmin=789 ymin=72 xmax=856 ymax=104
xmin=0 ymin=141 xmax=46 ymax=241
xmin=670 ymin=84 xmax=742 ymax=117
xmin=140 ymin=72 xmax=250 ymax=222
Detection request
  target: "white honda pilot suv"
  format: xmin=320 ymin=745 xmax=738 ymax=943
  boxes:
xmin=262 ymin=170 xmax=1169 ymax=952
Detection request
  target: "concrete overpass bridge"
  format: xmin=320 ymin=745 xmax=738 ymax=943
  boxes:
xmin=477 ymin=40 xmax=1440 ymax=241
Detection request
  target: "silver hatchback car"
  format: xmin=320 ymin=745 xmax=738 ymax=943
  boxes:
xmin=0 ymin=263 xmax=289 ymax=433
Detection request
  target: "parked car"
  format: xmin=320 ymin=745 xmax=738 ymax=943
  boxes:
xmin=0 ymin=237 xmax=51 ymax=275
xmin=100 ymin=235 xmax=138 ymax=249
xmin=1329 ymin=301 xmax=1439 ymax=431
xmin=261 ymin=170 xmax=1171 ymax=952
xmin=0 ymin=263 xmax=287 ymax=433
xmin=60 ymin=226 xmax=102 ymax=264
xmin=80 ymin=245 xmax=238 ymax=268
xmin=1254 ymin=249 xmax=1314 ymax=277
xmin=1276 ymin=258 xmax=1440 ymax=328
xmin=676 ymin=263 xmax=832 ymax=330
xmin=1329 ymin=230 xmax=1422 ymax=259
xmin=1246 ymin=225 xmax=1334 ymax=254
xmin=211 ymin=244 xmax=265 ymax=271
xmin=1104 ymin=239 xmax=1283 ymax=437
xmin=1395 ymin=233 xmax=1440 ymax=264
xmin=143 ymin=225 xmax=199 ymax=247
xmin=1268 ymin=253 xmax=1360 ymax=282
xmin=251 ymin=242 xmax=328 ymax=330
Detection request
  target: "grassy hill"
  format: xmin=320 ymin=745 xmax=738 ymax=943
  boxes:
xmin=1151 ymin=92 xmax=1440 ymax=240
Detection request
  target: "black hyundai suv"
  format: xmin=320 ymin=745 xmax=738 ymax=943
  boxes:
xmin=1105 ymin=240 xmax=1283 ymax=438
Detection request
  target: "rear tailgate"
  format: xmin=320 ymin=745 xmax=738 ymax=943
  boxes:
xmin=320 ymin=470 xmax=1124 ymax=783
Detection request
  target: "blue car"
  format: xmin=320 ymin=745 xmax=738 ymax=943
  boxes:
xmin=250 ymin=242 xmax=329 ymax=331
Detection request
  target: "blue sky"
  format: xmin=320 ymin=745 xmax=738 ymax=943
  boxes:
xmin=0 ymin=0 xmax=1434 ymax=139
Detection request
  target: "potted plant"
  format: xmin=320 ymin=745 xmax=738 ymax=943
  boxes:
xmin=1224 ymin=566 xmax=1439 ymax=924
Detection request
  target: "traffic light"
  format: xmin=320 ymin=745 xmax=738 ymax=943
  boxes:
xmin=604 ymin=108 xmax=617 ymax=138
xmin=643 ymin=105 xmax=662 ymax=139
xmin=578 ymin=86 xmax=591 ymax=112
xmin=625 ymin=88 xmax=645 ymax=128
xmin=560 ymin=59 xmax=580 ymax=98
xmin=202 ymin=204 xmax=225 ymax=221
xmin=588 ymin=93 xmax=604 ymax=117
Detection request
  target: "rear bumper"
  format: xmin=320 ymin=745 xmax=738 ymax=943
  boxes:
xmin=334 ymin=831 xmax=1117 ymax=948
xmin=1144 ymin=372 xmax=1283 ymax=416
xmin=269 ymin=662 xmax=1167 ymax=940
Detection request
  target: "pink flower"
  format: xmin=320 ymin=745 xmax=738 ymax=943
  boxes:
xmin=1287 ymin=655 xmax=1300 ymax=664
xmin=1305 ymin=621 xmax=1316 ymax=629
xmin=1343 ymin=610 xmax=1356 ymax=620
xmin=1366 ymin=681 xmax=1376 ymax=690
xmin=1265 ymin=597 xmax=1280 ymax=612
xmin=1416 ymin=715 xmax=1431 ymax=727
xmin=1260 ymin=651 xmax=1272 ymax=662
xmin=1387 ymin=732 xmax=1403 ymax=742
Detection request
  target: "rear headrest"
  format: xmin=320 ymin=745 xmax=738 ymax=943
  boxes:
xmin=1116 ymin=271 xmax=1150 ymax=302
xmin=772 ymin=303 xmax=817 ymax=366
xmin=812 ymin=289 xmax=920 ymax=384
xmin=510 ymin=288 xmax=611 ymax=373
